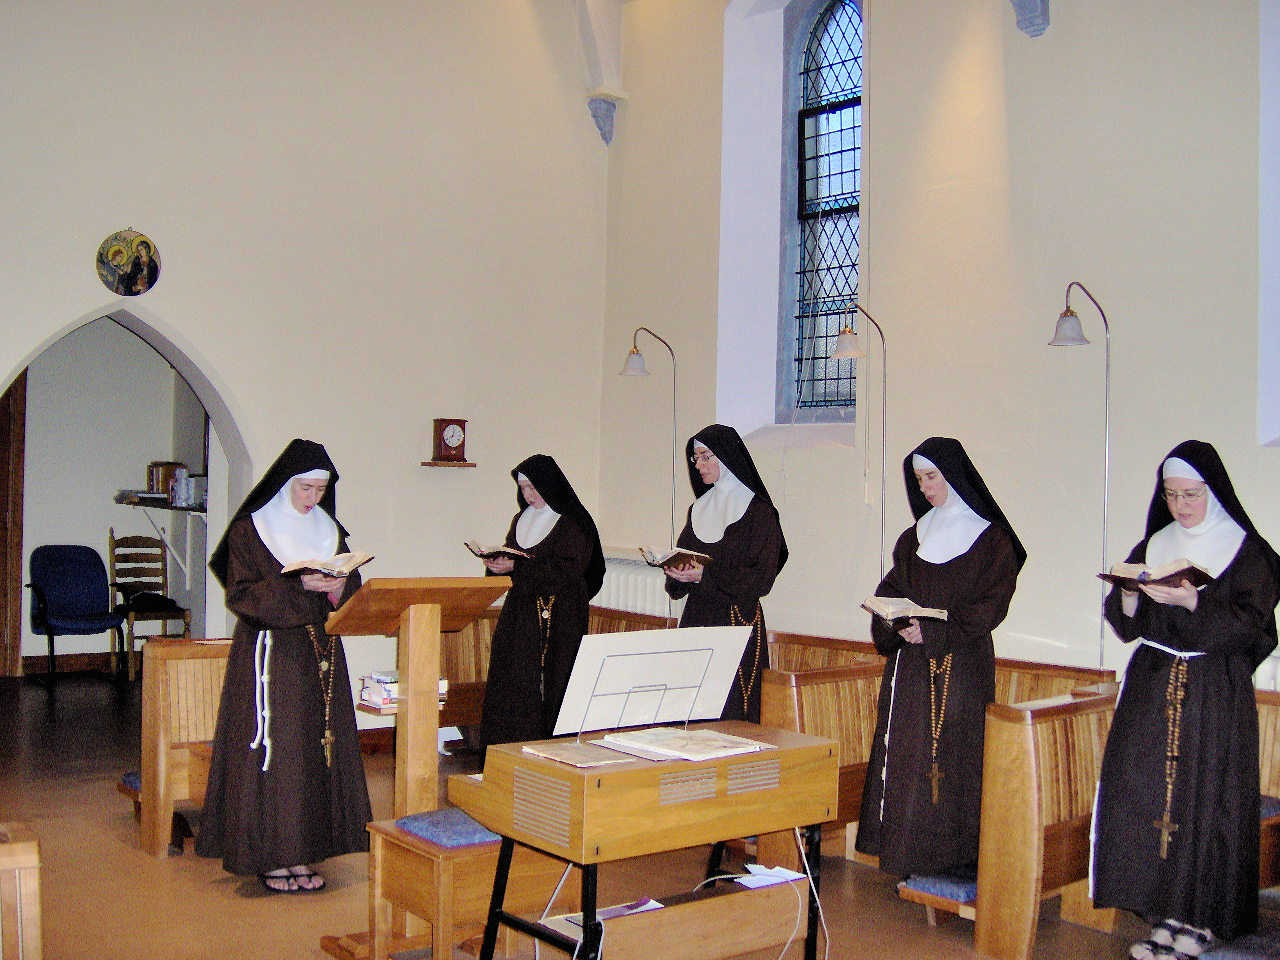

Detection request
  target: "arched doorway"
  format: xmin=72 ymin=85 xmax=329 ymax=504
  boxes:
xmin=0 ymin=307 xmax=251 ymax=675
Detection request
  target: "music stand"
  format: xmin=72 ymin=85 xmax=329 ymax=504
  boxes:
xmin=552 ymin=625 xmax=750 ymax=737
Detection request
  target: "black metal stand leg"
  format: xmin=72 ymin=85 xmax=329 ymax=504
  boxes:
xmin=803 ymin=823 xmax=822 ymax=960
xmin=479 ymin=836 xmax=515 ymax=960
xmin=580 ymin=863 xmax=600 ymax=960
xmin=705 ymin=840 xmax=727 ymax=880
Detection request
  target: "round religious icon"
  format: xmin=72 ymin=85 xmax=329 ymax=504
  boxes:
xmin=96 ymin=230 xmax=161 ymax=296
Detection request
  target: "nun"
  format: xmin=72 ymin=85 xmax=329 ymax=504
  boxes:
xmin=665 ymin=424 xmax=787 ymax=723
xmin=196 ymin=439 xmax=371 ymax=894
xmin=478 ymin=454 xmax=605 ymax=747
xmin=855 ymin=437 xmax=1025 ymax=878
xmin=1094 ymin=441 xmax=1280 ymax=960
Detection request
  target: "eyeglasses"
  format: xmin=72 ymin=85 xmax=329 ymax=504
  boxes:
xmin=1163 ymin=486 xmax=1207 ymax=504
xmin=689 ymin=452 xmax=717 ymax=465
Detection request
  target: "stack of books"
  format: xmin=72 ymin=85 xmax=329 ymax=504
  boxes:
xmin=360 ymin=670 xmax=399 ymax=708
xmin=358 ymin=671 xmax=449 ymax=713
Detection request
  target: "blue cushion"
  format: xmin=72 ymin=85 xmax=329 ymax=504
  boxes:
xmin=1202 ymin=932 xmax=1280 ymax=959
xmin=120 ymin=770 xmax=141 ymax=793
xmin=395 ymin=807 xmax=500 ymax=847
xmin=899 ymin=867 xmax=978 ymax=904
xmin=1262 ymin=795 xmax=1280 ymax=821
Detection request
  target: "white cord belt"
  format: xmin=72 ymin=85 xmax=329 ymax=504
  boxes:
xmin=249 ymin=629 xmax=275 ymax=771
xmin=1139 ymin=638 xmax=1206 ymax=658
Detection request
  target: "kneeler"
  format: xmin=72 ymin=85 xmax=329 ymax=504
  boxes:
xmin=897 ymin=867 xmax=977 ymax=925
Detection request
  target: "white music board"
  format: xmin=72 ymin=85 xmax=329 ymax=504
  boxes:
xmin=552 ymin=625 xmax=751 ymax=736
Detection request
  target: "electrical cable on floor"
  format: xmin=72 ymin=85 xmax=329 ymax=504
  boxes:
xmin=792 ymin=826 xmax=831 ymax=960
xmin=691 ymin=864 xmax=808 ymax=960
xmin=535 ymin=863 xmax=576 ymax=960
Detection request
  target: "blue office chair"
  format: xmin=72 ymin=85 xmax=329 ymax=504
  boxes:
xmin=27 ymin=544 xmax=126 ymax=680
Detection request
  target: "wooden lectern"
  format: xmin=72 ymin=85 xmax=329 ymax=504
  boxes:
xmin=321 ymin=577 xmax=510 ymax=960
xmin=324 ymin=577 xmax=511 ymax=818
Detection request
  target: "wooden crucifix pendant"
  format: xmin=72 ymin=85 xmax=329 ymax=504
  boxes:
xmin=321 ymin=730 xmax=335 ymax=767
xmin=1153 ymin=814 xmax=1179 ymax=858
xmin=928 ymin=762 xmax=944 ymax=805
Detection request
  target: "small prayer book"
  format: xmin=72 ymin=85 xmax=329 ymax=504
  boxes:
xmin=1098 ymin=558 xmax=1214 ymax=590
xmin=861 ymin=596 xmax=948 ymax=624
xmin=464 ymin=541 xmax=531 ymax=560
xmin=640 ymin=546 xmax=714 ymax=569
xmin=280 ymin=551 xmax=373 ymax=577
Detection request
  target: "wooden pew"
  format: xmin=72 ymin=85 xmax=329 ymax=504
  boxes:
xmin=758 ymin=631 xmax=1115 ymax=864
xmin=1254 ymin=688 xmax=1280 ymax=888
xmin=972 ymin=684 xmax=1121 ymax=960
xmin=0 ymin=822 xmax=41 ymax=960
xmin=437 ymin=608 xmax=498 ymax=729
xmin=138 ymin=639 xmax=231 ymax=857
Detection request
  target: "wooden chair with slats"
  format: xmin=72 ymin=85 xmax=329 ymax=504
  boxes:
xmin=107 ymin=528 xmax=191 ymax=681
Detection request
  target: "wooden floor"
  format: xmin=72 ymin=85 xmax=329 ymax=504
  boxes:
xmin=0 ymin=672 xmax=1157 ymax=959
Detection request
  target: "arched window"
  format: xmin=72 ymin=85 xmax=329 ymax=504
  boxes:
xmin=780 ymin=0 xmax=862 ymax=418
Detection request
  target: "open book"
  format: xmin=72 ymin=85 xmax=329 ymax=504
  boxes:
xmin=520 ymin=740 xmax=636 ymax=768
xmin=1098 ymin=558 xmax=1214 ymax=590
xmin=280 ymin=551 xmax=373 ymax=577
xmin=596 ymin=727 xmax=772 ymax=762
xmin=640 ymin=546 xmax=714 ymax=569
xmin=861 ymin=596 xmax=949 ymax=623
xmin=464 ymin=541 xmax=531 ymax=560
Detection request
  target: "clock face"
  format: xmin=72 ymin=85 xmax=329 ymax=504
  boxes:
xmin=442 ymin=424 xmax=464 ymax=447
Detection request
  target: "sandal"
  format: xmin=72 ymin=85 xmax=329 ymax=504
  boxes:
xmin=287 ymin=865 xmax=326 ymax=892
xmin=259 ymin=871 xmax=300 ymax=894
xmin=1170 ymin=924 xmax=1213 ymax=959
xmin=1129 ymin=940 xmax=1171 ymax=960
xmin=1150 ymin=920 xmax=1181 ymax=948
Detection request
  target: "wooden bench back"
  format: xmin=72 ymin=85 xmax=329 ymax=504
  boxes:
xmin=972 ymin=685 xmax=1119 ymax=959
xmin=761 ymin=631 xmax=1117 ymax=841
xmin=1257 ymin=688 xmax=1280 ymax=798
xmin=767 ymin=631 xmax=1115 ymax=703
xmin=995 ymin=659 xmax=1114 ymax=706
xmin=139 ymin=639 xmax=231 ymax=856
xmin=442 ymin=608 xmax=499 ymax=684
xmin=143 ymin=639 xmax=230 ymax=749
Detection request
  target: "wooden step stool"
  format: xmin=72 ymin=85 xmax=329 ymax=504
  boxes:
xmin=327 ymin=807 xmax=576 ymax=960
xmin=0 ymin=823 xmax=41 ymax=960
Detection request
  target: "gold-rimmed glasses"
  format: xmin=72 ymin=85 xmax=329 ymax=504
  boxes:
xmin=1162 ymin=485 xmax=1207 ymax=504
xmin=689 ymin=452 xmax=716 ymax=466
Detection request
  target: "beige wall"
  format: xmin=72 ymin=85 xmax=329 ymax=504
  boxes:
xmin=600 ymin=0 xmax=1277 ymax=673
xmin=2 ymin=0 xmax=1275 ymax=680
xmin=0 ymin=1 xmax=609 ymax=593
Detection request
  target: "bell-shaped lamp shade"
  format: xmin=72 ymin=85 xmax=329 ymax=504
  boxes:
xmin=1049 ymin=308 xmax=1090 ymax=346
xmin=620 ymin=347 xmax=649 ymax=375
xmin=830 ymin=323 xmax=866 ymax=359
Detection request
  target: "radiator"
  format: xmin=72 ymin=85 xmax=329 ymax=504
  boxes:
xmin=599 ymin=556 xmax=683 ymax=619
